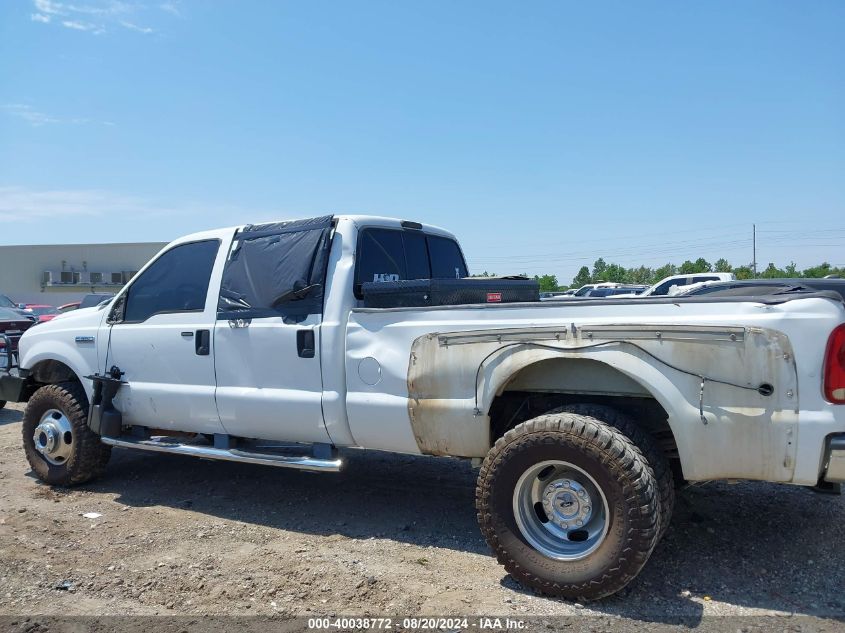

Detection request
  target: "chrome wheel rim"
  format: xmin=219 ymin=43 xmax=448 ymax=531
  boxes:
xmin=513 ymin=460 xmax=610 ymax=560
xmin=33 ymin=409 xmax=74 ymax=465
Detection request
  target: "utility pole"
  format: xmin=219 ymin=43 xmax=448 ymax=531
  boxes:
xmin=752 ymin=223 xmax=757 ymax=278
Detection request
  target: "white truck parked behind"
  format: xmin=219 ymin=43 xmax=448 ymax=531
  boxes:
xmin=2 ymin=215 xmax=844 ymax=601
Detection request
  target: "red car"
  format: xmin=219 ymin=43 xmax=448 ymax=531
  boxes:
xmin=22 ymin=304 xmax=60 ymax=323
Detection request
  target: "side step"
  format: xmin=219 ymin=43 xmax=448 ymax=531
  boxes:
xmin=100 ymin=436 xmax=343 ymax=472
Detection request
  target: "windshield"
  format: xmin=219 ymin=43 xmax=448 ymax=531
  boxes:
xmin=0 ymin=307 xmax=22 ymax=320
xmin=0 ymin=295 xmax=16 ymax=309
xmin=574 ymin=286 xmax=593 ymax=297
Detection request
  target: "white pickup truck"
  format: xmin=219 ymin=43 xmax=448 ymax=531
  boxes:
xmin=2 ymin=215 xmax=844 ymax=601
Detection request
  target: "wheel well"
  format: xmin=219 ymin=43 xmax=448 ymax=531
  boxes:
xmin=28 ymin=360 xmax=83 ymax=389
xmin=488 ymin=357 xmax=680 ymax=466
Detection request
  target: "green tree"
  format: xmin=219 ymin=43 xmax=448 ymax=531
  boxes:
xmin=534 ymin=274 xmax=560 ymax=292
xmin=571 ymin=266 xmax=592 ymax=288
xmin=733 ymin=265 xmax=754 ymax=280
xmin=592 ymin=258 xmax=607 ymax=282
xmin=680 ymin=258 xmax=711 ymax=274
xmin=628 ymin=265 xmax=654 ymax=285
xmin=713 ymin=258 xmax=732 ymax=273
xmin=802 ymin=262 xmax=833 ymax=278
xmin=784 ymin=262 xmax=799 ymax=277
xmin=760 ymin=263 xmax=787 ymax=279
xmin=603 ymin=263 xmax=628 ymax=283
xmin=652 ymin=264 xmax=676 ymax=282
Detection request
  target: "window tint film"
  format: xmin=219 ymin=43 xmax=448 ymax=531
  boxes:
xmin=355 ymin=228 xmax=469 ymax=296
xmin=428 ymin=235 xmax=468 ymax=279
xmin=404 ymin=232 xmax=431 ymax=280
xmin=123 ymin=240 xmax=219 ymax=322
xmin=356 ymin=229 xmax=407 ymax=286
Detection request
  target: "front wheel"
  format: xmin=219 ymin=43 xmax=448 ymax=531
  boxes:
xmin=22 ymin=382 xmax=111 ymax=486
xmin=476 ymin=411 xmax=660 ymax=601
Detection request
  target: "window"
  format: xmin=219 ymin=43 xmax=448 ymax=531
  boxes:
xmin=428 ymin=235 xmax=468 ymax=279
xmin=692 ymin=275 xmax=720 ymax=284
xmin=120 ymin=240 xmax=219 ymax=322
xmin=354 ymin=228 xmax=468 ymax=297
xmin=357 ymin=229 xmax=407 ymax=286
xmin=217 ymin=216 xmax=334 ymax=319
xmin=405 ymin=232 xmax=431 ymax=280
xmin=653 ymin=278 xmax=687 ymax=296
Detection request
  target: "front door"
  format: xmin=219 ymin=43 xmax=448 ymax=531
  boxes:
xmin=106 ymin=238 xmax=227 ymax=435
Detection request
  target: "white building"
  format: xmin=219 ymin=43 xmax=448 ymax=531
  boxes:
xmin=0 ymin=242 xmax=167 ymax=306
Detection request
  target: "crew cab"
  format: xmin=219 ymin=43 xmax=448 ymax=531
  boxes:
xmin=2 ymin=215 xmax=844 ymax=601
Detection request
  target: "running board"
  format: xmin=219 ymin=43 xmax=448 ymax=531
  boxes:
xmin=100 ymin=436 xmax=342 ymax=472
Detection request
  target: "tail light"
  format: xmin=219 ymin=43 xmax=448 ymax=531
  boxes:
xmin=824 ymin=324 xmax=845 ymax=403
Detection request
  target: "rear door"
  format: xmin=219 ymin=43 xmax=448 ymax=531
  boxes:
xmin=213 ymin=216 xmax=335 ymax=443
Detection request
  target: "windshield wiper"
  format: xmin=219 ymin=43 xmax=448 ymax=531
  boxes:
xmin=271 ymin=283 xmax=321 ymax=307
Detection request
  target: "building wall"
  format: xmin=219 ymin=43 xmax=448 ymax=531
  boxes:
xmin=0 ymin=242 xmax=167 ymax=306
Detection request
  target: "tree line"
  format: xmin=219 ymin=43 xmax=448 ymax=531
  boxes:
xmin=474 ymin=259 xmax=845 ymax=293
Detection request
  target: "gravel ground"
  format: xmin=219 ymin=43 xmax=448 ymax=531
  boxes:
xmin=1 ymin=401 xmax=844 ymax=630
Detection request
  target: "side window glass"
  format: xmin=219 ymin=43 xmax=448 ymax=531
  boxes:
xmin=121 ymin=240 xmax=219 ymax=322
xmin=654 ymin=279 xmax=679 ymax=296
xmin=428 ymin=235 xmax=468 ymax=279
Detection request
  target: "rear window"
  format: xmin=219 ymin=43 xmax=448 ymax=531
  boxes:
xmin=429 ymin=235 xmax=468 ymax=279
xmin=355 ymin=228 xmax=468 ymax=297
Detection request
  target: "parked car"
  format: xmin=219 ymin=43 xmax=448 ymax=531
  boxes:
xmin=57 ymin=293 xmax=116 ymax=314
xmin=22 ymin=304 xmax=60 ymax=323
xmin=585 ymin=285 xmax=648 ymax=297
xmin=2 ymin=215 xmax=845 ymax=601
xmin=0 ymin=294 xmax=37 ymax=321
xmin=80 ymin=292 xmax=116 ymax=309
xmin=570 ymin=281 xmax=625 ymax=297
xmin=677 ymin=278 xmax=845 ymax=301
xmin=0 ymin=307 xmax=35 ymax=407
xmin=58 ymin=301 xmax=81 ymax=313
xmin=540 ymin=289 xmax=577 ymax=301
xmin=614 ymin=272 xmax=736 ymax=298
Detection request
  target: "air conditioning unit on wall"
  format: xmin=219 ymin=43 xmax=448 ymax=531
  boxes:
xmin=42 ymin=270 xmax=81 ymax=286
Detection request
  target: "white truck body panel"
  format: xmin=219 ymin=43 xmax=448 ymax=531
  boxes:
xmin=15 ymin=216 xmax=845 ymax=487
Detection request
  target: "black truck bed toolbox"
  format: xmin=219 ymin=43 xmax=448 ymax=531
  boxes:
xmin=361 ymin=278 xmax=540 ymax=308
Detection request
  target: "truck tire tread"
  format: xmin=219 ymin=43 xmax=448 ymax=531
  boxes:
xmin=476 ymin=412 xmax=659 ymax=601
xmin=22 ymin=382 xmax=111 ymax=486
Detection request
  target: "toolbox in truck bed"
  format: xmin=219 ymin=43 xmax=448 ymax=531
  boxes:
xmin=361 ymin=277 xmax=540 ymax=308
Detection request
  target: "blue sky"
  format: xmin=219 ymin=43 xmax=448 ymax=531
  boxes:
xmin=1 ymin=0 xmax=843 ymax=284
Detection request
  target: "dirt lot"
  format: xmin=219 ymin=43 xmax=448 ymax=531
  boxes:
xmin=1 ymin=401 xmax=844 ymax=629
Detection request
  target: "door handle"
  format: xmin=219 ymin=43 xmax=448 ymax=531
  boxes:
xmin=297 ymin=329 xmax=315 ymax=358
xmin=195 ymin=329 xmax=210 ymax=356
